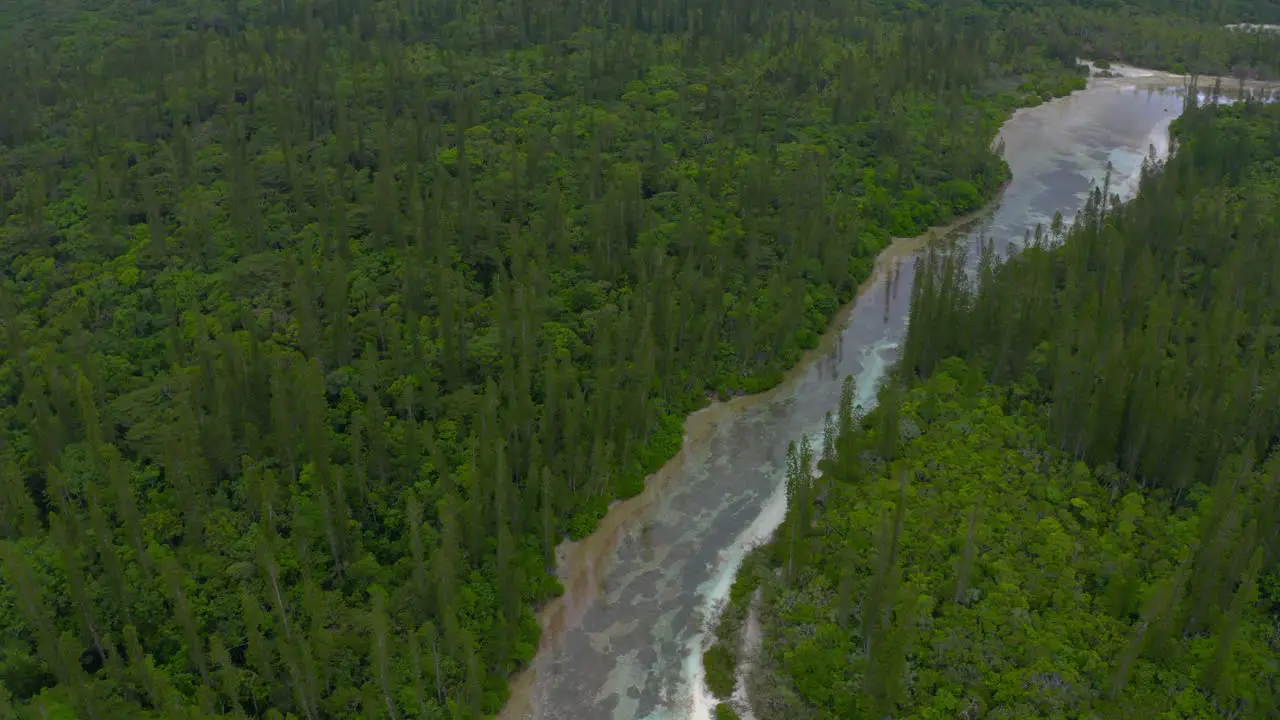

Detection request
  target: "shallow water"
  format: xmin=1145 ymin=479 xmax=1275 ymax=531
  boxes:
xmin=502 ymin=77 xmax=1209 ymax=720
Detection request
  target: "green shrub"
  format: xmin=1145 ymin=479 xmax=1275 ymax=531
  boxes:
xmin=702 ymin=642 xmax=737 ymax=699
xmin=714 ymin=702 xmax=742 ymax=720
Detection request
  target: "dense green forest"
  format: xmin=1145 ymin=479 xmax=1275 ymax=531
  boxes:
xmin=1065 ymin=12 xmax=1280 ymax=76
xmin=714 ymin=99 xmax=1280 ymax=718
xmin=0 ymin=0 xmax=1276 ymax=718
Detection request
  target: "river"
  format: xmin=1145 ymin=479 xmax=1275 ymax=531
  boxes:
xmin=500 ymin=67 xmax=1269 ymax=720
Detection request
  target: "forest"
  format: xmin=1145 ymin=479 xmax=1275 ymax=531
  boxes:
xmin=0 ymin=0 xmax=1277 ymax=719
xmin=711 ymin=99 xmax=1280 ymax=718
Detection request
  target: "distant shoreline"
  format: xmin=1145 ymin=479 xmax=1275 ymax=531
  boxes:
xmin=1081 ymin=59 xmax=1280 ymax=92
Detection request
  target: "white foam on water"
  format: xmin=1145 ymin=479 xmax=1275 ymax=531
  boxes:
xmin=686 ymin=474 xmax=789 ymax=719
xmin=1114 ymin=112 xmax=1176 ymax=200
xmin=685 ymin=335 xmax=896 ymax=719
xmin=1101 ymin=89 xmax=1274 ymax=206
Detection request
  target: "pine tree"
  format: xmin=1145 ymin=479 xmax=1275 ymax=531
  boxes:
xmin=952 ymin=499 xmax=981 ymax=605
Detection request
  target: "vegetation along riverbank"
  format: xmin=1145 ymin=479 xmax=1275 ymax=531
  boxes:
xmin=715 ymin=96 xmax=1280 ymax=720
xmin=0 ymin=0 xmax=1277 ymax=718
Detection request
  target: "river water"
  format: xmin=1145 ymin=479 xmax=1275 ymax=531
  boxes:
xmin=501 ymin=71 xmax=1249 ymax=720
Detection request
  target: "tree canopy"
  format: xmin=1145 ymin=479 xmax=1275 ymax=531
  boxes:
xmin=0 ymin=0 xmax=1275 ymax=718
xmin=725 ymin=98 xmax=1280 ymax=719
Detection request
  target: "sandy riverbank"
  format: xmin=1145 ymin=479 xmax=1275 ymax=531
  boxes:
xmin=1084 ymin=60 xmax=1280 ymax=93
